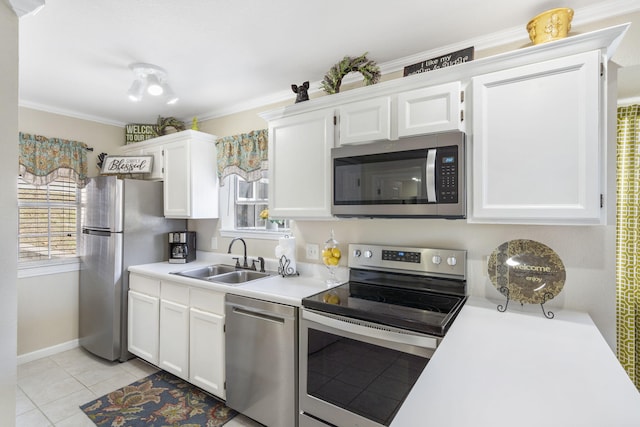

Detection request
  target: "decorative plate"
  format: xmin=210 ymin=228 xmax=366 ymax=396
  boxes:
xmin=487 ymin=239 xmax=566 ymax=304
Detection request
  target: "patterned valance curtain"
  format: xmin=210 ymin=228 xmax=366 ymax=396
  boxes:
xmin=19 ymin=132 xmax=89 ymax=188
xmin=616 ymin=104 xmax=640 ymax=389
xmin=215 ymin=129 xmax=268 ymax=184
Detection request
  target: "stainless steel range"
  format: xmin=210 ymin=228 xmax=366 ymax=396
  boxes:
xmin=300 ymin=243 xmax=467 ymax=427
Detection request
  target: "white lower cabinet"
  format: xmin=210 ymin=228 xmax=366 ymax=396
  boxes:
xmin=128 ymin=275 xmax=160 ymax=365
xmin=128 ymin=273 xmax=226 ymax=400
xmin=189 ymin=287 xmax=226 ymax=399
xmin=159 ymin=282 xmax=190 ymax=380
xmin=189 ymin=308 xmax=225 ymax=398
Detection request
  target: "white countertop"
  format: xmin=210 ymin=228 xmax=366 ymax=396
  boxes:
xmin=391 ymin=297 xmax=640 ymax=427
xmin=128 ymin=259 xmax=640 ymax=426
xmin=127 ymin=254 xmax=341 ymax=306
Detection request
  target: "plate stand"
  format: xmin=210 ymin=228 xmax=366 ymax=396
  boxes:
xmin=497 ymin=286 xmax=555 ymax=319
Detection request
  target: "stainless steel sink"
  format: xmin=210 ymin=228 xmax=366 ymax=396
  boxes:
xmin=210 ymin=270 xmax=270 ymax=285
xmin=171 ymin=264 xmax=271 ymax=286
xmin=172 ymin=264 xmax=237 ymax=279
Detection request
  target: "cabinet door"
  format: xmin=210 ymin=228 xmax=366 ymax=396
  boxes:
xmin=189 ymin=308 xmax=225 ymax=399
xmin=128 ymin=290 xmax=159 ymax=365
xmin=159 ymin=299 xmax=189 ymax=380
xmin=397 ymin=81 xmax=463 ymax=137
xmin=163 ymin=140 xmax=191 ymax=218
xmin=339 ymin=97 xmax=391 ymax=145
xmin=471 ymin=50 xmax=602 ymax=224
xmin=268 ymin=108 xmax=334 ymax=219
xmin=142 ymin=144 xmax=165 ymax=181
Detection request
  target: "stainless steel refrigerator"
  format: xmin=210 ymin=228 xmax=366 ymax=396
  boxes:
xmin=79 ymin=176 xmax=186 ymax=362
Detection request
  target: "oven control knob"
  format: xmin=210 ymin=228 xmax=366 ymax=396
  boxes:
xmin=364 ymin=250 xmax=373 ymax=258
xmin=432 ymin=255 xmax=442 ymax=265
xmin=447 ymin=256 xmax=457 ymax=266
xmin=353 ymin=249 xmax=362 ymax=258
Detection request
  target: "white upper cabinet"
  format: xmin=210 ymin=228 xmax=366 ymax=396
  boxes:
xmin=337 ymin=82 xmax=463 ymax=146
xmin=397 ymin=81 xmax=464 ymax=137
xmin=266 ymin=108 xmax=335 ymax=220
xmin=470 ymin=50 xmax=603 ymax=224
xmin=117 ymin=130 xmax=219 ymax=219
xmin=260 ymin=24 xmax=627 ymax=224
xmin=338 ymin=97 xmax=391 ymax=145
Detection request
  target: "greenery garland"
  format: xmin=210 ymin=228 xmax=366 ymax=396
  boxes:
xmin=154 ymin=116 xmax=186 ymax=136
xmin=320 ymin=53 xmax=381 ymax=95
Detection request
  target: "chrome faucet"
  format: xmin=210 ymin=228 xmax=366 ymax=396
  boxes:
xmin=228 ymin=237 xmax=248 ymax=268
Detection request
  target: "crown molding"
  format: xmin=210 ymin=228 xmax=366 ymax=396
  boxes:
xmin=19 ymin=100 xmax=126 ymax=127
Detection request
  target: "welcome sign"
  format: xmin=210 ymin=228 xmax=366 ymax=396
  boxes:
xmin=100 ymin=155 xmax=153 ymax=174
xmin=125 ymin=124 xmax=157 ymax=144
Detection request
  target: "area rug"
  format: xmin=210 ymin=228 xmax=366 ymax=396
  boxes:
xmin=80 ymin=371 xmax=238 ymax=426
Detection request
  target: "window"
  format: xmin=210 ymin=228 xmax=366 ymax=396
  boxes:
xmin=17 ymin=176 xmax=79 ymax=264
xmin=220 ymin=175 xmax=289 ymax=238
xmin=235 ymin=176 xmax=269 ymax=229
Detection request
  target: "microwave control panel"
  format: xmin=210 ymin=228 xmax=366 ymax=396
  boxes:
xmin=436 ymin=145 xmax=458 ymax=203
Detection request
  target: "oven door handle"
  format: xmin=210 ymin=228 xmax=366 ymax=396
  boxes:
xmin=303 ymin=309 xmax=439 ymax=350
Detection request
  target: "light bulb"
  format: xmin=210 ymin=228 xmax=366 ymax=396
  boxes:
xmin=146 ymin=74 xmax=164 ymax=96
xmin=127 ymin=79 xmax=145 ymax=102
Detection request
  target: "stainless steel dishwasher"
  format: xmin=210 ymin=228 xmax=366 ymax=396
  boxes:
xmin=225 ymin=294 xmax=298 ymax=427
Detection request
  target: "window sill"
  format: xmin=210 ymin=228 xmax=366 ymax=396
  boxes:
xmin=18 ymin=258 xmax=80 ymax=279
xmin=219 ymin=228 xmax=290 ymax=240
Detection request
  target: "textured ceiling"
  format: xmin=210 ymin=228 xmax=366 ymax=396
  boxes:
xmin=16 ymin=0 xmax=640 ymax=126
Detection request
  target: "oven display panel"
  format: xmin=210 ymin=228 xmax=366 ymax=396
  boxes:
xmin=381 ymin=250 xmax=421 ymax=263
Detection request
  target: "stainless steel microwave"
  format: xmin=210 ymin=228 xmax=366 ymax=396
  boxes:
xmin=331 ymin=132 xmax=465 ymax=218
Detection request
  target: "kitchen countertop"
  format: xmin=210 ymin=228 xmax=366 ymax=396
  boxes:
xmin=391 ymin=297 xmax=640 ymax=427
xmin=128 ymin=259 xmax=640 ymax=426
xmin=127 ymin=254 xmax=342 ymax=306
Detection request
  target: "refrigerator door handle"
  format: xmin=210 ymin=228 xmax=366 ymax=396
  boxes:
xmin=82 ymin=228 xmax=112 ymax=237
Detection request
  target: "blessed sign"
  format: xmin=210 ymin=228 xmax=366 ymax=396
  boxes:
xmin=100 ymin=155 xmax=153 ymax=174
xmin=403 ymin=47 xmax=475 ymax=76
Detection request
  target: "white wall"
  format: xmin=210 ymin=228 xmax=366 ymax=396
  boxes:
xmin=0 ymin=1 xmax=18 ymax=424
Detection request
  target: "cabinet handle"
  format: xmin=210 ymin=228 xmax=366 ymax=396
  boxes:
xmin=231 ymin=306 xmax=286 ymax=324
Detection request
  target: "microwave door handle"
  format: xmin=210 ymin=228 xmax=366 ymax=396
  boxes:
xmin=426 ymin=149 xmax=437 ymax=202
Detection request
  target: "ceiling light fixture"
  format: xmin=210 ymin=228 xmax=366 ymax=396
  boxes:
xmin=8 ymin=0 xmax=46 ymax=17
xmin=127 ymin=63 xmax=178 ymax=104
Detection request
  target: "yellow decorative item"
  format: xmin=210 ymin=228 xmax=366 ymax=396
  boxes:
xmin=323 ymin=230 xmax=341 ymax=284
xmin=526 ymin=8 xmax=574 ymax=45
xmin=191 ymin=117 xmax=199 ymax=130
xmin=259 ymin=208 xmax=269 ymax=220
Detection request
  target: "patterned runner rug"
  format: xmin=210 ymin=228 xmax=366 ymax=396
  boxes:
xmin=80 ymin=371 xmax=238 ymax=426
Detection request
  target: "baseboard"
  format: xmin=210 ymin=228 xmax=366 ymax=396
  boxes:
xmin=17 ymin=339 xmax=80 ymax=365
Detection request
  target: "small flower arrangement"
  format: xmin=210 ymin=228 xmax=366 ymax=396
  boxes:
xmin=260 ymin=209 xmax=284 ymax=227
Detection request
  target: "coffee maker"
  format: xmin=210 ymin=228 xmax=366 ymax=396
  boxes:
xmin=168 ymin=231 xmax=196 ymax=264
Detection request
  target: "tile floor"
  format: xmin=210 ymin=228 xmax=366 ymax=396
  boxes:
xmin=16 ymin=347 xmax=263 ymax=426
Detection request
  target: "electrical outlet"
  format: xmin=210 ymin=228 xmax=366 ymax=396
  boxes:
xmin=210 ymin=237 xmax=218 ymax=250
xmin=306 ymin=243 xmax=319 ymax=260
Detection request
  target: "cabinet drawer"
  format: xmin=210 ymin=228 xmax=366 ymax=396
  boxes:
xmin=161 ymin=281 xmax=189 ymax=305
xmin=129 ymin=273 xmax=160 ymax=296
xmin=190 ymin=288 xmax=225 ymax=314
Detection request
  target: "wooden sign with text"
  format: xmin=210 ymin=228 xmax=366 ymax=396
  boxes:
xmin=100 ymin=155 xmax=153 ymax=174
xmin=403 ymin=47 xmax=475 ymax=76
xmin=125 ymin=123 xmax=157 ymax=144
